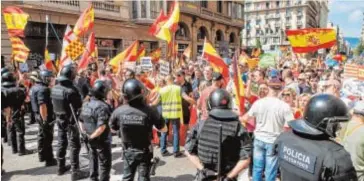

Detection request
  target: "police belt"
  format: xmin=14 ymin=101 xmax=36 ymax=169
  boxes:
xmin=123 ymin=142 xmax=150 ymax=152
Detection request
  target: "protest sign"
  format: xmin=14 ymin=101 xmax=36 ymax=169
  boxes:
xmin=123 ymin=61 xmax=136 ymax=71
xmin=159 ymin=60 xmax=170 ymax=76
xmin=258 ymin=53 xmax=276 ymax=68
xmin=140 ymin=57 xmax=153 ymax=71
xmin=344 ymin=64 xmax=364 ymax=80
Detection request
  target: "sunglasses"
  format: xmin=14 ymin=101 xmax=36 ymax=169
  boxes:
xmin=282 ymin=93 xmax=291 ymax=97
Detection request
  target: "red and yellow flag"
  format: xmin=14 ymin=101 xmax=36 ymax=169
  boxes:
xmin=109 ymin=40 xmax=139 ymax=69
xmin=149 ymin=48 xmax=161 ymax=63
xmin=149 ymin=9 xmax=168 ymax=35
xmin=251 ymin=48 xmax=261 ymax=58
xmin=155 ymin=1 xmax=179 ymax=43
xmin=9 ymin=37 xmax=29 ymax=63
xmin=232 ymin=52 xmax=245 ymax=115
xmin=183 ymin=44 xmax=192 ymax=59
xmin=286 ymin=28 xmax=336 ymax=53
xmin=78 ymin=32 xmax=96 ymax=72
xmin=137 ymin=44 xmax=146 ymax=61
xmin=65 ymin=38 xmax=85 ymax=60
xmin=2 ymin=6 xmax=29 ymax=37
xmin=202 ymin=38 xmax=229 ymax=81
xmin=167 ymin=41 xmax=178 ymax=59
xmin=73 ymin=4 xmax=94 ymax=36
xmin=44 ymin=48 xmax=54 ymax=71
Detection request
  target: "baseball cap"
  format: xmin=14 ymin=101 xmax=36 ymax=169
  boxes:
xmin=269 ymin=69 xmax=279 ymax=78
xmin=268 ymin=78 xmax=283 ymax=90
xmin=212 ymin=72 xmax=223 ymax=81
xmin=353 ymin=101 xmax=364 ymax=115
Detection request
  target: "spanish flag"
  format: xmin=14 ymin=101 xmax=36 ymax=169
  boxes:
xmin=149 ymin=10 xmax=168 ymax=35
xmin=73 ymin=4 xmax=94 ymax=36
xmin=78 ymin=32 xmax=96 ymax=72
xmin=137 ymin=44 xmax=146 ymax=61
xmin=232 ymin=52 xmax=245 ymax=115
xmin=149 ymin=48 xmax=161 ymax=63
xmin=2 ymin=6 xmax=29 ymax=37
xmin=202 ymin=38 xmax=229 ymax=81
xmin=9 ymin=37 xmax=29 ymax=63
xmin=109 ymin=40 xmax=139 ymax=69
xmin=155 ymin=1 xmax=179 ymax=43
xmin=286 ymin=28 xmax=336 ymax=53
xmin=183 ymin=44 xmax=192 ymax=60
xmin=44 ymin=48 xmax=54 ymax=71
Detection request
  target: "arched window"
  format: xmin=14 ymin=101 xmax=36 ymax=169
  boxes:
xmin=197 ymin=26 xmax=209 ymax=40
xmin=175 ymin=22 xmax=190 ymax=40
xmin=229 ymin=32 xmax=236 ymax=43
xmin=216 ymin=30 xmax=224 ymax=42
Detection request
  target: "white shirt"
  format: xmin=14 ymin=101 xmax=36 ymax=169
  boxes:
xmin=248 ymin=97 xmax=294 ymax=143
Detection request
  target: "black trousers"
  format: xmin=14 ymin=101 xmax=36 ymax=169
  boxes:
xmin=26 ymin=102 xmax=35 ymax=123
xmin=122 ymin=148 xmax=152 ymax=181
xmin=56 ymin=119 xmax=81 ymax=170
xmin=8 ymin=117 xmax=25 ymax=153
xmin=88 ymin=140 xmax=112 ymax=181
xmin=36 ymin=116 xmax=55 ymax=161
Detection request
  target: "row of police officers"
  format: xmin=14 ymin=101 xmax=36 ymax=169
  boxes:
xmin=1 ymin=63 xmax=360 ymax=181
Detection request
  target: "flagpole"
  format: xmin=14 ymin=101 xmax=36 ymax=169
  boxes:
xmin=45 ymin=15 xmax=49 ymax=48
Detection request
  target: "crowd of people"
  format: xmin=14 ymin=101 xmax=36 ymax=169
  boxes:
xmin=1 ymin=50 xmax=363 ymax=181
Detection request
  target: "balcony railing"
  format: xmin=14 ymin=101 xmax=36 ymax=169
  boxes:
xmin=201 ymin=8 xmax=214 ymax=17
xmin=45 ymin=0 xmax=80 ymax=7
xmin=92 ymin=1 xmax=119 ymax=12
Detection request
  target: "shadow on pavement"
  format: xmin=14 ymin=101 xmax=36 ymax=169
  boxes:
xmin=1 ymin=166 xmax=57 ymax=181
xmin=151 ymin=174 xmax=194 ymax=181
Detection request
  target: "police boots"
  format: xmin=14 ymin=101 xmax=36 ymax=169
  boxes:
xmin=57 ymin=158 xmax=71 ymax=175
xmin=71 ymin=170 xmax=89 ymax=181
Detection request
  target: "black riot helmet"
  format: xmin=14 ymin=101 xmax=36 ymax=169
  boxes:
xmin=122 ymin=78 xmax=145 ymax=104
xmin=57 ymin=64 xmax=76 ymax=81
xmin=1 ymin=67 xmax=9 ymax=76
xmin=208 ymin=89 xmax=232 ymax=110
xmin=2 ymin=71 xmax=16 ymax=87
xmin=91 ymin=80 xmax=109 ymax=100
xmin=39 ymin=70 xmax=53 ymax=85
xmin=289 ymin=94 xmax=349 ymax=137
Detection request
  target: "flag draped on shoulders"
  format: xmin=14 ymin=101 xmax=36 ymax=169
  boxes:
xmin=109 ymin=40 xmax=139 ymax=69
xmin=9 ymin=37 xmax=29 ymax=63
xmin=73 ymin=3 xmax=94 ymax=36
xmin=202 ymin=38 xmax=229 ymax=81
xmin=78 ymin=32 xmax=96 ymax=72
xmin=2 ymin=6 xmax=29 ymax=37
xmin=286 ymin=28 xmax=336 ymax=53
xmin=155 ymin=1 xmax=179 ymax=43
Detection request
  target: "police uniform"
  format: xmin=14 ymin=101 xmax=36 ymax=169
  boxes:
xmin=110 ymin=79 xmax=166 ymax=181
xmin=275 ymin=94 xmax=357 ymax=181
xmin=30 ymin=81 xmax=56 ymax=164
xmin=185 ymin=89 xmax=252 ymax=181
xmin=79 ymin=97 xmax=112 ymax=181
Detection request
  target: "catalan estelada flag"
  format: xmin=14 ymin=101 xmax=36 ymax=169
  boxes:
xmin=155 ymin=0 xmax=179 ymax=43
xmin=73 ymin=4 xmax=94 ymax=36
xmin=109 ymin=40 xmax=139 ymax=69
xmin=286 ymin=28 xmax=336 ymax=53
xmin=10 ymin=37 xmax=29 ymax=63
xmin=44 ymin=48 xmax=54 ymax=71
xmin=202 ymin=37 xmax=229 ymax=81
xmin=2 ymin=6 xmax=29 ymax=37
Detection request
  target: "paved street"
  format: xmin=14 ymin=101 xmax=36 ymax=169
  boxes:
xmin=1 ymin=116 xmax=196 ymax=181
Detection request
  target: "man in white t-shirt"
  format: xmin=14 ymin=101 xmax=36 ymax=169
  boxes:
xmin=241 ymin=78 xmax=294 ymax=181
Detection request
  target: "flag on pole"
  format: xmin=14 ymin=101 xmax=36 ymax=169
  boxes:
xmin=137 ymin=44 xmax=146 ymax=61
xmin=44 ymin=48 xmax=54 ymax=71
xmin=183 ymin=44 xmax=191 ymax=59
xmin=65 ymin=38 xmax=85 ymax=60
xmin=78 ymin=32 xmax=96 ymax=72
xmin=109 ymin=40 xmax=139 ymax=69
xmin=232 ymin=51 xmax=245 ymax=115
xmin=155 ymin=1 xmax=180 ymax=43
xmin=286 ymin=28 xmax=336 ymax=53
xmin=59 ymin=25 xmax=77 ymax=70
xmin=149 ymin=9 xmax=168 ymax=35
xmin=2 ymin=6 xmax=29 ymax=37
xmin=9 ymin=37 xmax=29 ymax=63
xmin=149 ymin=48 xmax=161 ymax=63
xmin=202 ymin=38 xmax=229 ymax=81
xmin=167 ymin=41 xmax=178 ymax=59
xmin=73 ymin=3 xmax=94 ymax=36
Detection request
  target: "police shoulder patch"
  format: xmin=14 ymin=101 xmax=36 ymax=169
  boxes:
xmin=279 ymin=143 xmax=317 ymax=174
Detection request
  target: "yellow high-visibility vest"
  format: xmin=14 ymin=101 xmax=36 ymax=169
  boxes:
xmin=159 ymin=84 xmax=183 ymax=120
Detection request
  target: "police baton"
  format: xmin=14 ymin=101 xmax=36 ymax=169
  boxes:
xmin=69 ymin=104 xmax=90 ymax=153
xmin=217 ymin=124 xmax=223 ymax=181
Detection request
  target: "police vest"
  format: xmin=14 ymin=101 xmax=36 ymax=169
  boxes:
xmin=159 ymin=85 xmax=183 ymax=120
xmin=2 ymin=86 xmax=26 ymax=111
xmin=197 ymin=117 xmax=240 ymax=173
xmin=276 ymin=131 xmax=357 ymax=181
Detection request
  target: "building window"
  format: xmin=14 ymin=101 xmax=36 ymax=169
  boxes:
xmin=216 ymin=30 xmax=224 ymax=42
xmin=228 ymin=2 xmax=232 ymax=17
xmin=176 ymin=22 xmax=190 ymax=40
xmin=140 ymin=0 xmax=147 ymax=18
xmin=266 ymin=2 xmax=270 ymax=9
xmin=256 ymin=19 xmax=261 ymax=26
xmin=229 ymin=33 xmax=236 ymax=43
xmin=217 ymin=1 xmax=223 ymax=13
xmin=276 ymin=1 xmax=280 ymax=7
xmin=287 ymin=0 xmax=291 ymax=6
xmin=132 ymin=1 xmax=138 ymax=18
xmin=201 ymin=0 xmax=208 ymax=8
xmin=150 ymin=1 xmax=159 ymax=19
xmin=198 ymin=26 xmax=208 ymax=40
xmin=245 ymin=3 xmax=251 ymax=11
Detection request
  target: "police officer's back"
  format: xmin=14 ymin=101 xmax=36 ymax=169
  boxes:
xmin=79 ymin=80 xmax=112 ymax=181
xmin=185 ymin=89 xmax=252 ymax=181
xmin=51 ymin=64 xmax=87 ymax=180
xmin=109 ymin=78 xmax=167 ymax=181
xmin=275 ymin=94 xmax=358 ymax=181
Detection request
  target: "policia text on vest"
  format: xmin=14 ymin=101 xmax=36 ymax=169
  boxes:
xmin=279 ymin=143 xmax=317 ymax=174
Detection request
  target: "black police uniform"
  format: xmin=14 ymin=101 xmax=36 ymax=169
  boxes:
xmin=2 ymin=80 xmax=27 ymax=155
xmin=79 ymin=97 xmax=112 ymax=181
xmin=51 ymin=79 xmax=83 ymax=174
xmin=110 ymin=102 xmax=165 ymax=181
xmin=30 ymin=82 xmax=55 ymax=163
xmin=275 ymin=94 xmax=358 ymax=181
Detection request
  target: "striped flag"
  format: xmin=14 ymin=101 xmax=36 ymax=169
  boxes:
xmin=78 ymin=32 xmax=95 ymax=72
xmin=9 ymin=37 xmax=29 ymax=63
xmin=44 ymin=48 xmax=54 ymax=71
xmin=73 ymin=4 xmax=94 ymax=36
xmin=149 ymin=9 xmax=168 ymax=35
xmin=202 ymin=37 xmax=229 ymax=81
xmin=109 ymin=40 xmax=139 ymax=69
xmin=137 ymin=44 xmax=146 ymax=61
xmin=149 ymin=48 xmax=161 ymax=63
xmin=59 ymin=25 xmax=77 ymax=70
xmin=183 ymin=44 xmax=191 ymax=60
xmin=232 ymin=51 xmax=245 ymax=115
xmin=344 ymin=64 xmax=359 ymax=79
xmin=155 ymin=1 xmax=179 ymax=43
xmin=2 ymin=6 xmax=29 ymax=37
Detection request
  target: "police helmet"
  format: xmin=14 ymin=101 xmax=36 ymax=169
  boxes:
xmin=29 ymin=70 xmax=41 ymax=83
xmin=2 ymin=72 xmax=16 ymax=87
xmin=208 ymin=89 xmax=232 ymax=110
xmin=1 ymin=67 xmax=9 ymax=76
xmin=39 ymin=70 xmax=53 ymax=85
xmin=57 ymin=64 xmax=76 ymax=81
xmin=289 ymin=94 xmax=349 ymax=137
xmin=91 ymin=80 xmax=109 ymax=99
xmin=122 ymin=78 xmax=145 ymax=103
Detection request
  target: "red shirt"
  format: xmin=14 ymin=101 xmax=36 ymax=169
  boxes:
xmin=197 ymin=86 xmax=218 ymax=121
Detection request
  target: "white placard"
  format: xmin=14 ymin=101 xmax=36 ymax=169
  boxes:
xmin=123 ymin=61 xmax=136 ymax=71
xmin=140 ymin=57 xmax=153 ymax=71
xmin=159 ymin=60 xmax=170 ymax=76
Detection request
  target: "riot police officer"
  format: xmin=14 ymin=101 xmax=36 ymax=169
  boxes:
xmin=1 ymin=67 xmax=10 ymax=144
xmin=275 ymin=94 xmax=357 ymax=181
xmin=79 ymin=80 xmax=112 ymax=181
xmin=109 ymin=78 xmax=167 ymax=181
xmin=1 ymin=71 xmax=32 ymax=156
xmin=29 ymin=70 xmax=57 ymax=166
xmin=51 ymin=64 xmax=88 ymax=180
xmin=185 ymin=89 xmax=252 ymax=181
